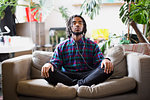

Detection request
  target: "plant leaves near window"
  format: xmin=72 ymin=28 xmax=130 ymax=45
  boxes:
xmin=129 ymin=1 xmax=149 ymax=24
xmin=59 ymin=6 xmax=69 ymax=21
xmin=80 ymin=0 xmax=101 ymax=20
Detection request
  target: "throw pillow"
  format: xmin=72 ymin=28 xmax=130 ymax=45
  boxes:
xmin=106 ymin=45 xmax=127 ymax=77
xmin=31 ymin=51 xmax=54 ymax=79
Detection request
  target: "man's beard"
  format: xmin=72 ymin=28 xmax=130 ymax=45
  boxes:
xmin=71 ymin=29 xmax=84 ymax=36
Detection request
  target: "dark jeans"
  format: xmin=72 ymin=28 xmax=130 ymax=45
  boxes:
xmin=45 ymin=66 xmax=113 ymax=86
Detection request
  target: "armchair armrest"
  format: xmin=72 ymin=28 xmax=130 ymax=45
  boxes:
xmin=2 ymin=55 xmax=32 ymax=100
xmin=126 ymin=52 xmax=150 ymax=99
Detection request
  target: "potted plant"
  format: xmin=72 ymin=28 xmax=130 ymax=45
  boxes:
xmin=119 ymin=0 xmax=150 ymax=43
xmin=79 ymin=0 xmax=150 ymax=43
xmin=24 ymin=0 xmax=54 ymax=22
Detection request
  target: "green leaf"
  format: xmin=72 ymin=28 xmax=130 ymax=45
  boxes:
xmin=80 ymin=0 xmax=101 ymax=20
xmin=0 ymin=0 xmax=18 ymax=19
xmin=59 ymin=6 xmax=69 ymax=21
xmin=107 ymin=40 xmax=111 ymax=47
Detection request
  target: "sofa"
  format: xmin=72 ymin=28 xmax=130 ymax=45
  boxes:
xmin=2 ymin=45 xmax=150 ymax=100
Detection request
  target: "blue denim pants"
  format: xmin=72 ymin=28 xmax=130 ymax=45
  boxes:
xmin=45 ymin=66 xmax=113 ymax=86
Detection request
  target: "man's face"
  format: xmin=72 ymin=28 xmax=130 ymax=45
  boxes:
xmin=71 ymin=17 xmax=84 ymax=35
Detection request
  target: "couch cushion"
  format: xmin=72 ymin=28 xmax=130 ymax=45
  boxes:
xmin=77 ymin=77 xmax=136 ymax=98
xmin=31 ymin=51 xmax=54 ymax=79
xmin=106 ymin=45 xmax=127 ymax=77
xmin=17 ymin=79 xmax=76 ymax=99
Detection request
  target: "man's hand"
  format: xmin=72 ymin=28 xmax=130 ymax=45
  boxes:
xmin=41 ymin=63 xmax=54 ymax=78
xmin=101 ymin=59 xmax=113 ymax=74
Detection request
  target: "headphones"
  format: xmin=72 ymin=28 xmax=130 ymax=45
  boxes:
xmin=75 ymin=41 xmax=93 ymax=70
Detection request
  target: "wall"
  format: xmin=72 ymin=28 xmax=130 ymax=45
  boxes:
xmin=16 ymin=0 xmax=128 ymax=44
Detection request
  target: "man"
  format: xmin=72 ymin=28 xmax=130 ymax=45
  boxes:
xmin=41 ymin=15 xmax=113 ymax=87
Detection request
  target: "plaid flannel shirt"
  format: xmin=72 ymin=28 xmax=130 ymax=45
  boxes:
xmin=50 ymin=37 xmax=104 ymax=72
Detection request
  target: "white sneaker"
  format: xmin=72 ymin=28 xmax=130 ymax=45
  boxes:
xmin=91 ymin=84 xmax=95 ymax=87
xmin=56 ymin=83 xmax=67 ymax=87
xmin=71 ymin=84 xmax=79 ymax=91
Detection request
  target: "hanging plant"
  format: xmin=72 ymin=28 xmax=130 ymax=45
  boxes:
xmin=59 ymin=6 xmax=69 ymax=21
xmin=80 ymin=0 xmax=102 ymax=20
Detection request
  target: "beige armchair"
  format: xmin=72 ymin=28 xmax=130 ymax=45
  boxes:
xmin=2 ymin=45 xmax=150 ymax=100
